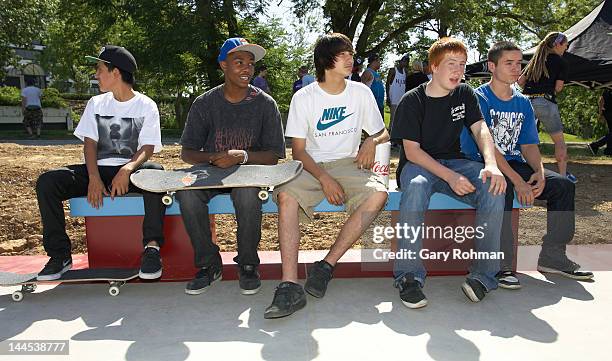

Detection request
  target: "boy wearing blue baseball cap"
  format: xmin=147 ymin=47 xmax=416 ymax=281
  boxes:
xmin=176 ymin=38 xmax=286 ymax=296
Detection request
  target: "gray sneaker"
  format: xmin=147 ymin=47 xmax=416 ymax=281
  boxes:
xmin=264 ymin=282 xmax=307 ymax=319
xmin=238 ymin=265 xmax=261 ymax=295
xmin=185 ymin=264 xmax=222 ymax=295
xmin=37 ymin=257 xmax=72 ymax=281
xmin=461 ymin=278 xmax=487 ymax=303
xmin=496 ymin=271 xmax=521 ymax=290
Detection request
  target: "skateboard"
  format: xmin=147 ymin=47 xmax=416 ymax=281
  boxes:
xmin=130 ymin=160 xmax=303 ymax=206
xmin=0 ymin=268 xmax=139 ymax=302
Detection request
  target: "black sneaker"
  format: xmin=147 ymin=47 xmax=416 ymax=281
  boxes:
xmin=496 ymin=271 xmax=521 ymax=290
xmin=537 ymin=261 xmax=594 ymax=280
xmin=239 ymin=264 xmax=261 ymax=295
xmin=461 ymin=278 xmax=487 ymax=302
xmin=587 ymin=143 xmax=599 ymax=155
xmin=304 ymin=260 xmax=334 ymax=298
xmin=37 ymin=257 xmax=72 ymax=281
xmin=395 ymin=275 xmax=427 ymax=309
xmin=185 ymin=264 xmax=222 ymax=295
xmin=139 ymin=246 xmax=162 ymax=280
xmin=264 ymin=281 xmax=307 ymax=319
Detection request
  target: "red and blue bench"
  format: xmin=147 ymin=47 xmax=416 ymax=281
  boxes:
xmin=68 ymin=183 xmax=523 ymax=281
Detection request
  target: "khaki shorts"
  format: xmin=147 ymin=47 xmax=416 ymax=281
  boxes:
xmin=273 ymin=158 xmax=387 ymax=222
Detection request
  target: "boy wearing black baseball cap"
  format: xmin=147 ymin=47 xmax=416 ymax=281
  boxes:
xmin=176 ymin=38 xmax=285 ymax=296
xmin=35 ymin=45 xmax=167 ymax=281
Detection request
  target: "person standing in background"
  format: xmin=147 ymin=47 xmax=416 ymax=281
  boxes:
xmin=350 ymin=57 xmax=364 ymax=82
xmin=588 ymin=89 xmax=612 ymax=156
xmin=21 ymin=78 xmax=44 ymax=138
xmin=405 ymin=60 xmax=430 ymax=92
xmin=252 ymin=65 xmax=271 ymax=93
xmin=386 ymin=54 xmax=409 ymax=132
xmin=361 ymin=54 xmax=385 ymax=117
xmin=518 ymin=32 xmax=577 ymax=183
xmin=293 ymin=66 xmax=308 ymax=93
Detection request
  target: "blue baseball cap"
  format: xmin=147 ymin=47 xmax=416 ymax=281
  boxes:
xmin=218 ymin=37 xmax=266 ymax=63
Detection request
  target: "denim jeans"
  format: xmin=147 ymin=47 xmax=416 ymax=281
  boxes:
xmin=176 ymin=187 xmax=262 ymax=269
xmin=393 ymin=159 xmax=505 ymax=291
xmin=36 ymin=162 xmax=166 ymax=259
xmin=500 ymin=161 xmax=576 ymax=270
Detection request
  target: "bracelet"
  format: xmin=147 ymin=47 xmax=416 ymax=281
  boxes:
xmin=240 ymin=150 xmax=248 ymax=164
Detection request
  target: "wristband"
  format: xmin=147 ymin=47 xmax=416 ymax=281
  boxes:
xmin=240 ymin=150 xmax=248 ymax=164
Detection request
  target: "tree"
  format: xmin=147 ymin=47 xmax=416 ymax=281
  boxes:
xmin=289 ymin=0 xmax=598 ymax=57
xmin=0 ymin=0 xmax=52 ymax=77
xmin=41 ymin=0 xmax=270 ymax=128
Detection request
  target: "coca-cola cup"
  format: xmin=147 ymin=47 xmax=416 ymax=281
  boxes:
xmin=372 ymin=141 xmax=391 ymax=188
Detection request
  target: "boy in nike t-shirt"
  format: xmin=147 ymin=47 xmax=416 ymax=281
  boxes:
xmin=264 ymin=33 xmax=390 ymax=319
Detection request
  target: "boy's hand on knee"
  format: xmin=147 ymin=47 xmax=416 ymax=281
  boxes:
xmin=87 ymin=175 xmax=109 ymax=209
xmin=528 ymin=172 xmax=545 ymax=198
xmin=110 ymin=168 xmax=131 ymax=199
xmin=480 ymin=166 xmax=506 ymax=196
xmin=515 ymin=180 xmax=534 ymax=206
xmin=319 ymin=173 xmax=346 ymax=205
xmin=448 ymin=172 xmax=475 ymax=196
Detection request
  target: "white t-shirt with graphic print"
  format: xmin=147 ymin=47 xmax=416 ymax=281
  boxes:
xmin=285 ymin=80 xmax=385 ymax=163
xmin=74 ymin=91 xmax=162 ymax=166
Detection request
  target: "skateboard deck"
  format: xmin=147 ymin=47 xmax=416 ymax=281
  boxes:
xmin=130 ymin=160 xmax=303 ymax=204
xmin=0 ymin=268 xmax=139 ymax=302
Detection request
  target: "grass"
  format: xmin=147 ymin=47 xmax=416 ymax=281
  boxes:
xmin=537 ymin=131 xmax=590 ymax=143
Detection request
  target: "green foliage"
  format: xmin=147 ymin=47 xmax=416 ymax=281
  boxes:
xmin=159 ymin=102 xmax=178 ymax=129
xmin=0 ymin=86 xmax=21 ymax=106
xmin=60 ymin=93 xmax=93 ymax=101
xmin=41 ymin=88 xmax=67 ymax=108
xmin=241 ymin=18 xmax=311 ymax=114
xmin=0 ymin=86 xmax=67 ymax=108
xmin=0 ymin=0 xmax=53 ymax=77
xmin=558 ymin=87 xmax=606 ymax=139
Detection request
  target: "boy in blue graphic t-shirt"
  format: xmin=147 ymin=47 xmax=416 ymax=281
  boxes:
xmin=460 ymin=41 xmax=593 ymax=288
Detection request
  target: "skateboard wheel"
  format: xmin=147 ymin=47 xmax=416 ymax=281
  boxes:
xmin=109 ymin=286 xmax=120 ymax=296
xmin=12 ymin=291 xmax=24 ymax=302
xmin=258 ymin=190 xmax=269 ymax=201
xmin=162 ymin=195 xmax=173 ymax=206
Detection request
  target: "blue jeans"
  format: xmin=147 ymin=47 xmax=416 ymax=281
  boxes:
xmin=393 ymin=159 xmax=505 ymax=291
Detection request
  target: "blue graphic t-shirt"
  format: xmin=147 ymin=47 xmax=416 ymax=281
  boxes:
xmin=460 ymin=84 xmax=539 ymax=163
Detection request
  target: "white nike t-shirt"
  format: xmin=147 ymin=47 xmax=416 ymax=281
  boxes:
xmin=286 ymin=80 xmax=385 ymax=163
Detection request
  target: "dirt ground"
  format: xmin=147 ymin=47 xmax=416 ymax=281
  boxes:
xmin=0 ymin=142 xmax=610 ymax=256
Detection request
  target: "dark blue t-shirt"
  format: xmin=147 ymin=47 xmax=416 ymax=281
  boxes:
xmin=460 ymin=84 xmax=539 ymax=163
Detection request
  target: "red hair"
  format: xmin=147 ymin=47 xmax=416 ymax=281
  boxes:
xmin=428 ymin=37 xmax=468 ymax=67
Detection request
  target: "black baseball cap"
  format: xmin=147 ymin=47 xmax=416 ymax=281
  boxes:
xmin=85 ymin=45 xmax=137 ymax=73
